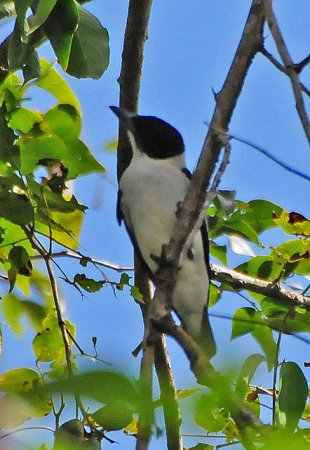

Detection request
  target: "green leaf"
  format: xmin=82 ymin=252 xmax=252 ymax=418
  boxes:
xmin=91 ymin=403 xmax=133 ymax=431
xmin=236 ymin=354 xmax=265 ymax=397
xmin=232 ymin=307 xmax=276 ymax=370
xmin=74 ymin=273 xmax=104 ymax=293
xmin=0 ymin=368 xmax=52 ymax=423
xmin=35 ymin=208 xmax=84 ymax=249
xmin=19 ymin=105 xmax=105 ymax=178
xmin=187 ymin=444 xmax=213 ymax=450
xmin=1 ymin=286 xmax=48 ymax=334
xmin=9 ymin=107 xmax=42 ymax=133
xmin=14 ymin=0 xmax=32 ymax=35
xmin=278 ymin=362 xmax=308 ymax=431
xmin=8 ymin=245 xmax=32 ymax=291
xmin=208 ymin=283 xmax=221 ymax=307
xmin=195 ymin=398 xmax=227 ymax=432
xmin=22 ymin=48 xmax=41 ymax=81
xmin=274 ymin=210 xmax=310 ymax=237
xmin=0 ymin=102 xmax=20 ymax=168
xmin=209 ymin=240 xmax=227 ymax=265
xmin=231 ymin=307 xmax=256 ymax=338
xmin=275 ymin=239 xmax=310 ymax=276
xmin=41 ymin=370 xmax=137 ymax=405
xmin=0 ymin=367 xmax=40 ymax=392
xmin=67 ymin=5 xmax=109 ymax=79
xmin=28 ymin=0 xmax=58 ymax=34
xmin=223 ymin=220 xmax=259 ymax=245
xmin=7 ymin=20 xmax=40 ymax=80
xmin=32 ymin=313 xmax=76 ymax=362
xmin=235 ymin=255 xmax=284 ymax=281
xmin=36 ymin=59 xmax=81 ymax=112
xmin=235 ymin=199 xmax=284 ymax=234
xmin=43 ymin=0 xmax=79 ymax=69
xmin=0 ymin=191 xmax=34 ymax=226
xmin=130 ymin=285 xmax=143 ymax=302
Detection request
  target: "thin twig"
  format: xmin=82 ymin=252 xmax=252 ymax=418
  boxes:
xmin=230 ymin=131 xmax=310 ymax=181
xmin=260 ymin=47 xmax=310 ymax=97
xmin=263 ymin=0 xmax=310 ymax=143
xmin=31 ymin=249 xmax=133 ymax=272
xmin=0 ymin=426 xmax=54 ymax=441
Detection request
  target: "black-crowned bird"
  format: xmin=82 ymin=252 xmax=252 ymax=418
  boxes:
xmin=111 ymin=106 xmax=216 ymax=358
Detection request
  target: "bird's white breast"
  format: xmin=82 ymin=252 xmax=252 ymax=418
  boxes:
xmin=119 ymin=153 xmax=209 ymax=336
xmin=120 ymin=155 xmax=188 ymax=272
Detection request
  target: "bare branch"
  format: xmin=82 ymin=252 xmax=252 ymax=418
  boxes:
xmin=117 ymin=0 xmax=153 ymax=181
xmin=210 ymin=263 xmax=310 ymax=310
xmin=144 ymin=0 xmax=266 ymax=436
xmin=263 ymin=0 xmax=310 ymax=143
xmin=154 ymin=337 xmax=182 ymax=450
xmin=149 ymin=0 xmax=265 ymax=326
xmin=260 ymin=47 xmax=310 ymax=97
xmin=31 ymin=249 xmax=134 ymax=272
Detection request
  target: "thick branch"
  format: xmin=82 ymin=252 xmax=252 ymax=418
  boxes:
xmin=210 ymin=263 xmax=310 ymax=310
xmin=154 ymin=338 xmax=182 ymax=450
xmin=146 ymin=0 xmax=266 ymax=435
xmin=263 ymin=0 xmax=310 ymax=143
xmin=116 ymin=2 xmax=182 ymax=449
xmin=149 ymin=0 xmax=265 ymax=323
xmin=117 ymin=0 xmax=153 ymax=181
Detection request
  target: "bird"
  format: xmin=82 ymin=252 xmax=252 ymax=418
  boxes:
xmin=111 ymin=106 xmax=216 ymax=358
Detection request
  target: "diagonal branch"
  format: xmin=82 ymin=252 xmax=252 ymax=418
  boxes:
xmin=263 ymin=0 xmax=310 ymax=143
xmin=260 ymin=47 xmax=310 ymax=98
xmin=147 ymin=0 xmax=266 ymax=435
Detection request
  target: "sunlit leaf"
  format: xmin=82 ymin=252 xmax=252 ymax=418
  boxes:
xmin=32 ymin=312 xmax=76 ymax=362
xmin=274 ymin=210 xmax=310 ymax=237
xmin=36 ymin=59 xmax=80 ymax=112
xmin=9 ymin=107 xmax=42 ymax=133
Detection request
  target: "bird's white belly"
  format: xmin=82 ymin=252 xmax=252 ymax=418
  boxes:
xmin=120 ymin=158 xmax=209 ymax=335
xmin=120 ymin=161 xmax=188 ymax=272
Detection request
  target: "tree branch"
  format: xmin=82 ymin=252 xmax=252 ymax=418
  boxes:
xmin=260 ymin=47 xmax=310 ymax=98
xmin=145 ymin=0 xmax=266 ymax=437
xmin=263 ymin=0 xmax=310 ymax=143
xmin=28 ymin=248 xmax=310 ymax=310
xmin=148 ymin=0 xmax=265 ymax=325
xmin=210 ymin=263 xmax=310 ymax=310
xmin=154 ymin=337 xmax=182 ymax=450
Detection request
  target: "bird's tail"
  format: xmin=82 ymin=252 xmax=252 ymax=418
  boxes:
xmin=198 ymin=311 xmax=216 ymax=359
xmin=183 ymin=309 xmax=216 ymax=359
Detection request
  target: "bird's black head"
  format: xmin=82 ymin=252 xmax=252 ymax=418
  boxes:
xmin=110 ymin=106 xmax=185 ymax=159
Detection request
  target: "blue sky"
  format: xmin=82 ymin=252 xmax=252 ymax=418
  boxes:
xmin=0 ymin=1 xmax=309 ymax=449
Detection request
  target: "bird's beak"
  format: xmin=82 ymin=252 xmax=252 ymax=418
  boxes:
xmin=109 ymin=106 xmax=136 ymax=127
